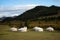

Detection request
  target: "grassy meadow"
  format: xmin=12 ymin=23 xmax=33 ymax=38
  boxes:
xmin=0 ymin=25 xmax=60 ymax=40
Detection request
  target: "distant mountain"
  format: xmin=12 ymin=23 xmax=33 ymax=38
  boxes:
xmin=0 ymin=17 xmax=7 ymax=21
xmin=16 ymin=5 xmax=60 ymax=21
xmin=1 ymin=5 xmax=60 ymax=22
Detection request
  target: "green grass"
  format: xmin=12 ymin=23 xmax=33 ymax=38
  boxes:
xmin=0 ymin=25 xmax=60 ymax=40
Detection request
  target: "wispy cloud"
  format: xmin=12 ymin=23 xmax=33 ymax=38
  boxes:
xmin=0 ymin=4 xmax=37 ymax=17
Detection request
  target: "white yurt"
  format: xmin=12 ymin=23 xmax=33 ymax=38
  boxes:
xmin=18 ymin=27 xmax=27 ymax=32
xmin=10 ymin=27 xmax=17 ymax=31
xmin=46 ymin=27 xmax=54 ymax=31
xmin=33 ymin=26 xmax=43 ymax=32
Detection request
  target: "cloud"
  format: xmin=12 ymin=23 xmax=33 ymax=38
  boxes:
xmin=0 ymin=4 xmax=37 ymax=17
xmin=0 ymin=4 xmax=37 ymax=11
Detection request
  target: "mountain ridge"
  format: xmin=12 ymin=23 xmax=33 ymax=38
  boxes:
xmin=15 ymin=5 xmax=60 ymax=21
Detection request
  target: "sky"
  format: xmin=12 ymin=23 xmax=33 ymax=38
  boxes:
xmin=0 ymin=0 xmax=60 ymax=17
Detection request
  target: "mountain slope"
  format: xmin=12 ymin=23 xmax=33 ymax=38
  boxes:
xmin=16 ymin=5 xmax=60 ymax=21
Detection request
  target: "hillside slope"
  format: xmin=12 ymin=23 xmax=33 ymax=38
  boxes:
xmin=16 ymin=5 xmax=60 ymax=21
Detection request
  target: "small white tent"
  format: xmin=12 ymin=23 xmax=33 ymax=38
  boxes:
xmin=33 ymin=27 xmax=43 ymax=32
xmin=18 ymin=27 xmax=27 ymax=32
xmin=46 ymin=27 xmax=54 ymax=31
xmin=10 ymin=27 xmax=17 ymax=31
